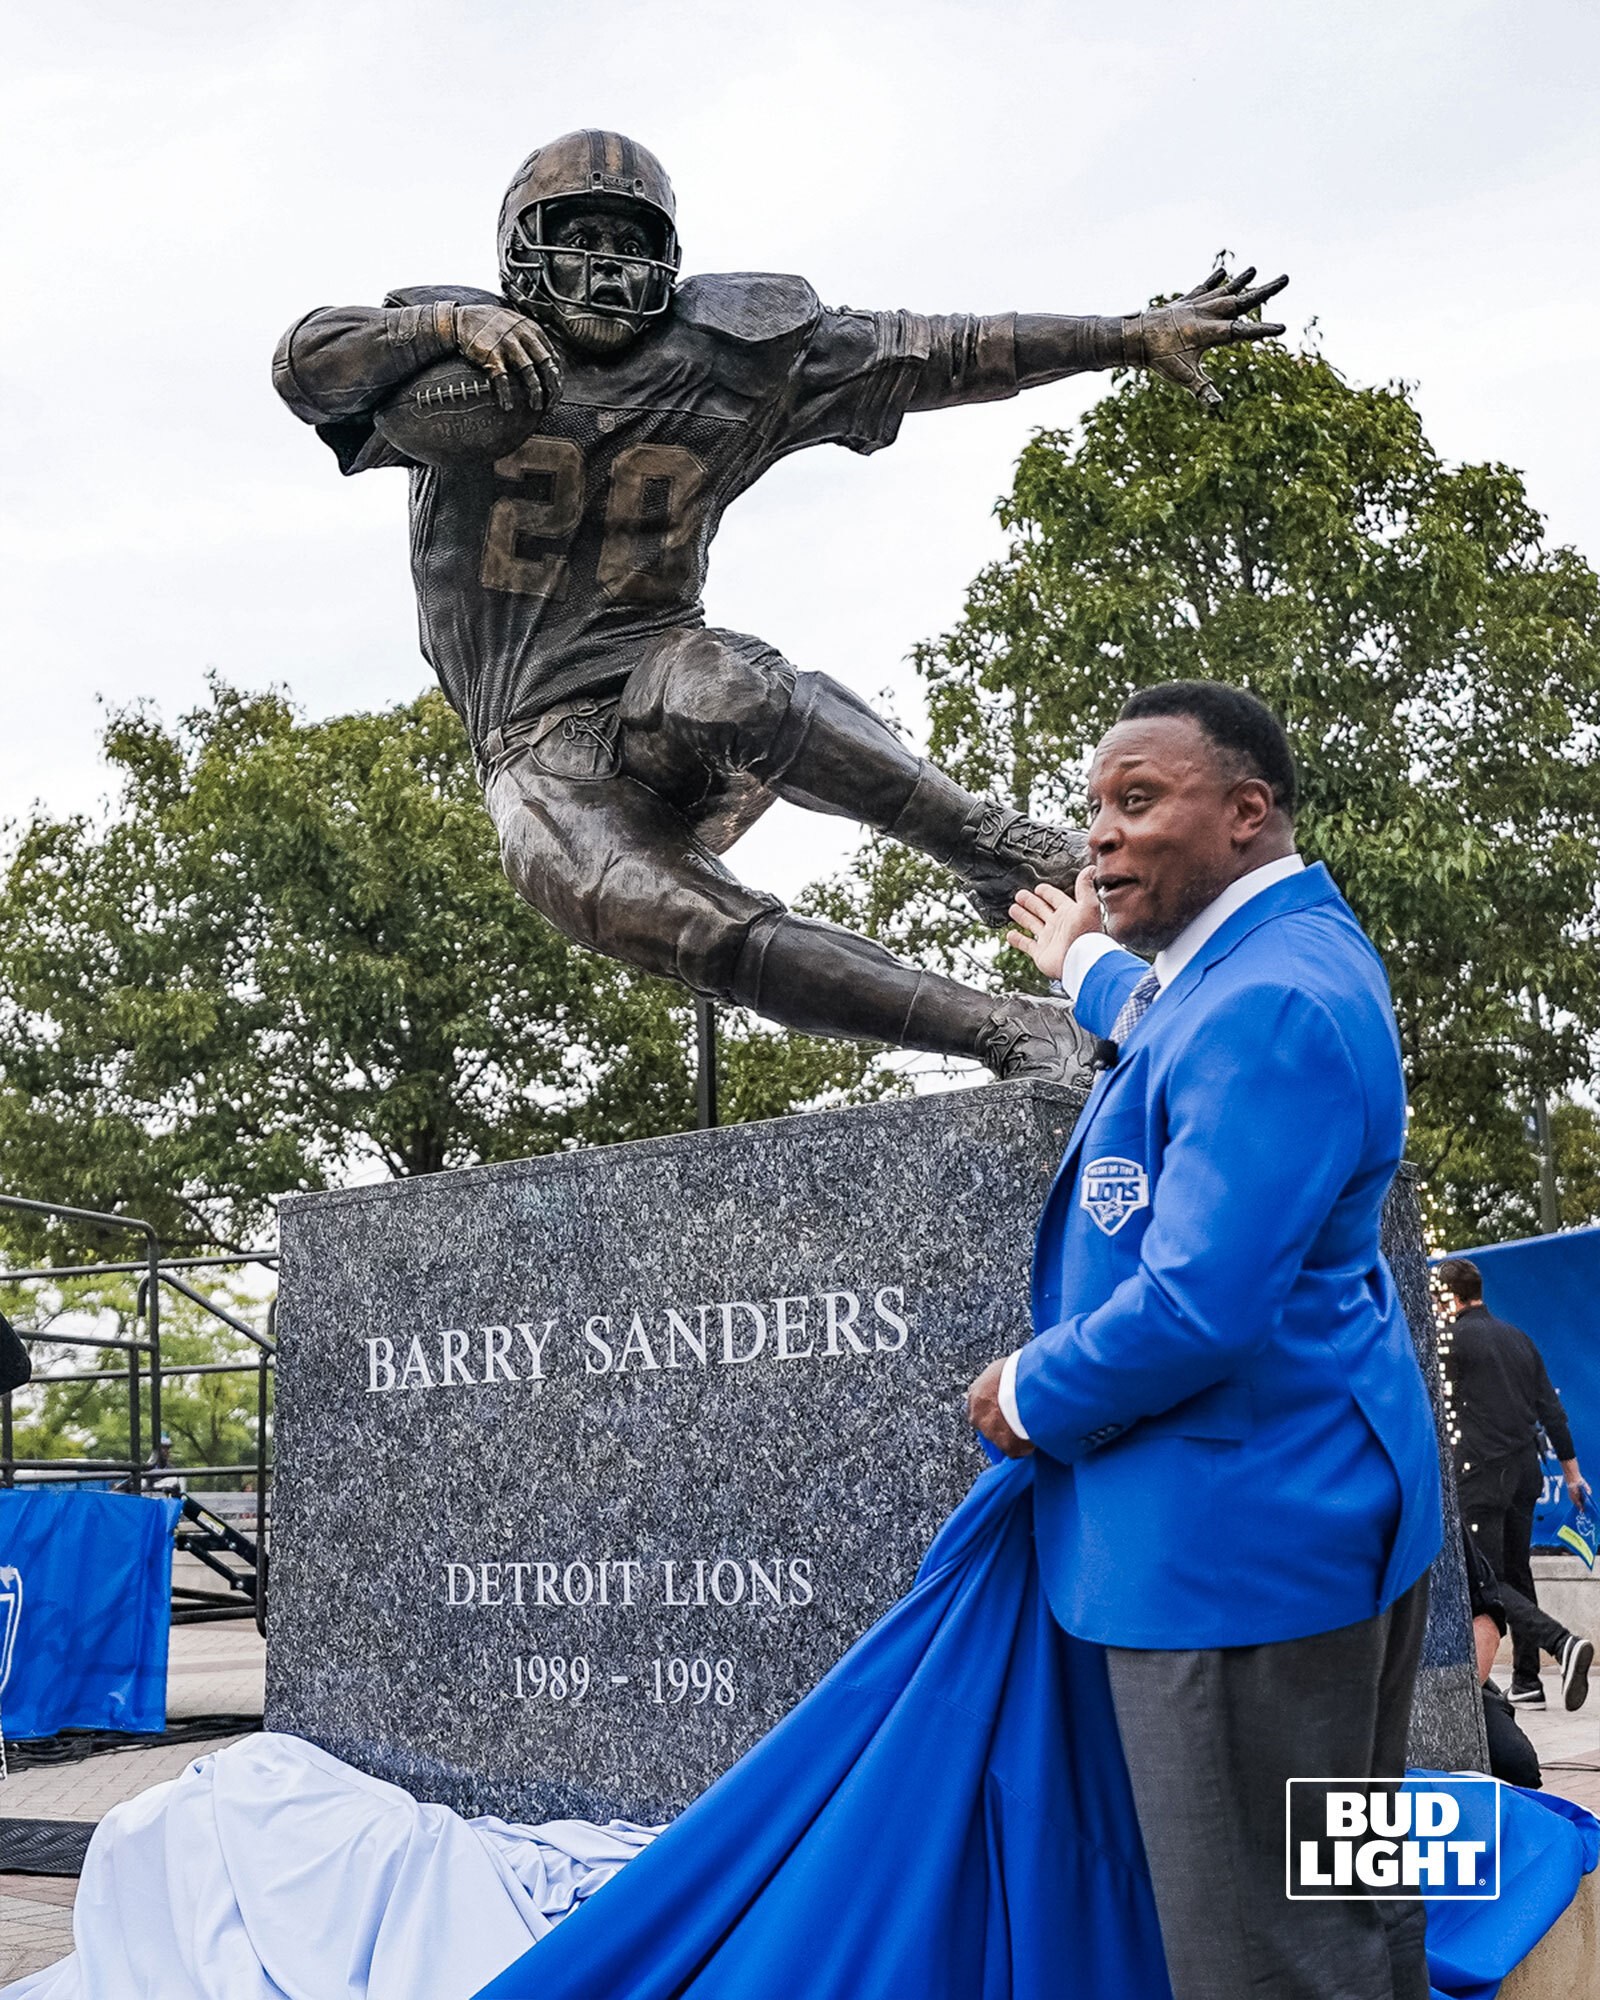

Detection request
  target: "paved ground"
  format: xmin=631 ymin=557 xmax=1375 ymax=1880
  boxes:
xmin=0 ymin=1625 xmax=1594 ymax=1987
xmin=0 ymin=1620 xmax=265 ymax=1985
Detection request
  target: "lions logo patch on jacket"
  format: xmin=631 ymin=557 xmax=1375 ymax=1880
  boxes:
xmin=1080 ymin=1156 xmax=1150 ymax=1237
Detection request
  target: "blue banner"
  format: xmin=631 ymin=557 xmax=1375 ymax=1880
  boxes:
xmin=0 ymin=1487 xmax=180 ymax=1739
xmin=1447 ymin=1226 xmax=1600 ymax=1532
xmin=1531 ymin=1450 xmax=1600 ymax=1563
xmin=1533 ymin=1452 xmax=1576 ymax=1549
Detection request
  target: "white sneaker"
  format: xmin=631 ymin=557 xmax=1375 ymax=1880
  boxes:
xmin=1561 ymin=1634 xmax=1593 ymax=1712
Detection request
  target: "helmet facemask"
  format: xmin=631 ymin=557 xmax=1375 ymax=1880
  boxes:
xmin=504 ymin=195 xmax=679 ymax=355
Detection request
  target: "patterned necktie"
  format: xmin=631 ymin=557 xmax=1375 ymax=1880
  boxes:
xmin=1110 ymin=968 xmax=1162 ymax=1051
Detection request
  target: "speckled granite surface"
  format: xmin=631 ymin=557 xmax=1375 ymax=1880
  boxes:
xmin=1383 ymin=1168 xmax=1489 ymax=1772
xmin=268 ymin=1081 xmax=1085 ymax=1821
xmin=268 ymin=1087 xmax=1482 ymax=1822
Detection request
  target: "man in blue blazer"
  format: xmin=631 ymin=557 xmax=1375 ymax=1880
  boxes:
xmin=967 ymin=681 xmax=1443 ymax=2000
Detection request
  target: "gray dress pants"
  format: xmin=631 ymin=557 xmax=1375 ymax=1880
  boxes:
xmin=1105 ymin=1576 xmax=1431 ymax=2000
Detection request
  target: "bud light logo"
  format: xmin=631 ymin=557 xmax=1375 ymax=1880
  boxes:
xmin=1286 ymin=1777 xmax=1500 ymax=1900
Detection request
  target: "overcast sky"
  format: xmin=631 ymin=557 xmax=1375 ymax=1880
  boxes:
xmin=3 ymin=0 xmax=1596 ymax=903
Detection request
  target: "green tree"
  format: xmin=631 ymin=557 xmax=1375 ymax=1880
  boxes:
xmin=1548 ymin=1100 xmax=1600 ymax=1233
xmin=821 ymin=339 xmax=1600 ymax=1248
xmin=0 ymin=1271 xmax=270 ymax=1482
xmin=1425 ymin=1098 xmax=1600 ymax=1248
xmin=0 ymin=683 xmax=893 ymax=1259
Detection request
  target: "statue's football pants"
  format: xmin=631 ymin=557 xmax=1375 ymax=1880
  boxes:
xmin=481 ymin=625 xmax=1029 ymax=1055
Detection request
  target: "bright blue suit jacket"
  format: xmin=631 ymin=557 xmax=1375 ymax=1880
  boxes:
xmin=1015 ymin=863 xmax=1443 ymax=1649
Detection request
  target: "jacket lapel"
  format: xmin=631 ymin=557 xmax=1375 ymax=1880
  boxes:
xmin=1128 ymin=862 xmax=1343 ymax=1029
xmin=1035 ymin=865 xmax=1345 ymax=1226
xmin=1033 ymin=1057 xmax=1141 ymax=1273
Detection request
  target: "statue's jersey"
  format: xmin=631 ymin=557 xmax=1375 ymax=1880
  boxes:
xmin=274 ymin=275 xmax=1016 ymax=748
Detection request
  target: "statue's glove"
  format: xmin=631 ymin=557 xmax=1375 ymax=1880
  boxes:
xmin=447 ymin=303 xmax=562 ymax=415
xmin=1124 ymin=265 xmax=1288 ymax=412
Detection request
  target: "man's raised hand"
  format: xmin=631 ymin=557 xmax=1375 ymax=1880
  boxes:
xmin=1129 ymin=264 xmax=1288 ymax=413
xmin=450 ymin=303 xmax=562 ymax=415
xmin=1005 ymin=869 xmax=1101 ymax=982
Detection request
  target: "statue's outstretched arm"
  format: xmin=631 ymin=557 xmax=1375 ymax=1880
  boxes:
xmin=1015 ymin=264 xmax=1288 ymax=412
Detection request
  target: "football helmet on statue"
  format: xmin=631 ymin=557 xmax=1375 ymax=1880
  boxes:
xmin=498 ymin=130 xmax=680 ymax=353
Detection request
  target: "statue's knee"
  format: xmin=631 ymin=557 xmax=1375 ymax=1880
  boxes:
xmin=530 ymin=862 xmax=782 ymax=997
xmin=622 ymin=630 xmax=794 ymax=753
xmin=676 ymin=899 xmax=785 ymax=999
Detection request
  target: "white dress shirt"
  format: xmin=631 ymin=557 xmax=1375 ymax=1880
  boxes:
xmin=997 ymin=852 xmax=1304 ymax=1443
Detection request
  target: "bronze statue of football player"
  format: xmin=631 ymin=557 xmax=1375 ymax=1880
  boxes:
xmin=274 ymin=130 xmax=1285 ymax=1085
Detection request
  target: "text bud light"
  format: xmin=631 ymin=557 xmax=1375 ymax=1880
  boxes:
xmin=1285 ymin=1777 xmax=1500 ymax=1900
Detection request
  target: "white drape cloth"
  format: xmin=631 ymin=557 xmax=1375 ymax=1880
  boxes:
xmin=4 ymin=1733 xmax=658 ymax=2000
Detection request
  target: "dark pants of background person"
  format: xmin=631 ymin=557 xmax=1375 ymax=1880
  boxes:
xmin=1106 ymin=1576 xmax=1431 ymax=2000
xmin=1461 ymin=1450 xmax=1568 ymax=1685
xmin=1481 ymin=1682 xmax=1542 ymax=1789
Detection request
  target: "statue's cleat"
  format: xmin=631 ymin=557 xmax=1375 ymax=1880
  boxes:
xmin=976 ymin=995 xmax=1103 ymax=1089
xmin=957 ymin=804 xmax=1089 ymax=927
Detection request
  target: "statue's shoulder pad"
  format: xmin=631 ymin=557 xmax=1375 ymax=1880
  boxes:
xmin=382 ymin=283 xmax=504 ymax=309
xmin=673 ymin=273 xmax=822 ymax=345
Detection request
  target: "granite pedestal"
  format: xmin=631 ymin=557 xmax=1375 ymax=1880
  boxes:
xmin=267 ymin=1083 xmax=1483 ymax=1824
xmin=1383 ymin=1168 xmax=1490 ymax=1773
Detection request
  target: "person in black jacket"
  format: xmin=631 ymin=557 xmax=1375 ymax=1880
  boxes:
xmin=0 ymin=1310 xmax=31 ymax=1396
xmin=1439 ymin=1257 xmax=1593 ymax=1710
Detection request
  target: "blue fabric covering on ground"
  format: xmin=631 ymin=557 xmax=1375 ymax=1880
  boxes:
xmin=1423 ymin=1783 xmax=1600 ymax=2000
xmin=477 ymin=1455 xmax=1598 ymax=2000
xmin=477 ymin=1455 xmax=1172 ymax=2000
xmin=0 ymin=1488 xmax=180 ymax=1738
xmin=5 ymin=1460 xmax=1592 ymax=1998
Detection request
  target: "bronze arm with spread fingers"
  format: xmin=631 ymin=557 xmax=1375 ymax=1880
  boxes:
xmin=1013 ymin=264 xmax=1289 ymax=410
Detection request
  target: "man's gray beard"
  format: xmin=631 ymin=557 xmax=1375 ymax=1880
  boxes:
xmin=550 ymin=308 xmax=639 ymax=354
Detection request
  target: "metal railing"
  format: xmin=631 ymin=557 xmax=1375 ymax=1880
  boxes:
xmin=0 ymin=1194 xmax=276 ymax=1633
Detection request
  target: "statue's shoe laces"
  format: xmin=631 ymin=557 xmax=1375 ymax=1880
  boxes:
xmin=976 ymin=995 xmax=1102 ymax=1089
xmin=958 ymin=805 xmax=1088 ymax=926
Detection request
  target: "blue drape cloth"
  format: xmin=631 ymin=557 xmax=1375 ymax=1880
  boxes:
xmin=1423 ymin=1783 xmax=1600 ymax=2000
xmin=478 ymin=1455 xmax=1170 ymax=2000
xmin=477 ymin=1455 xmax=1598 ymax=2000
xmin=4 ymin=1461 xmax=1592 ymax=1999
xmin=0 ymin=1488 xmax=180 ymax=1738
